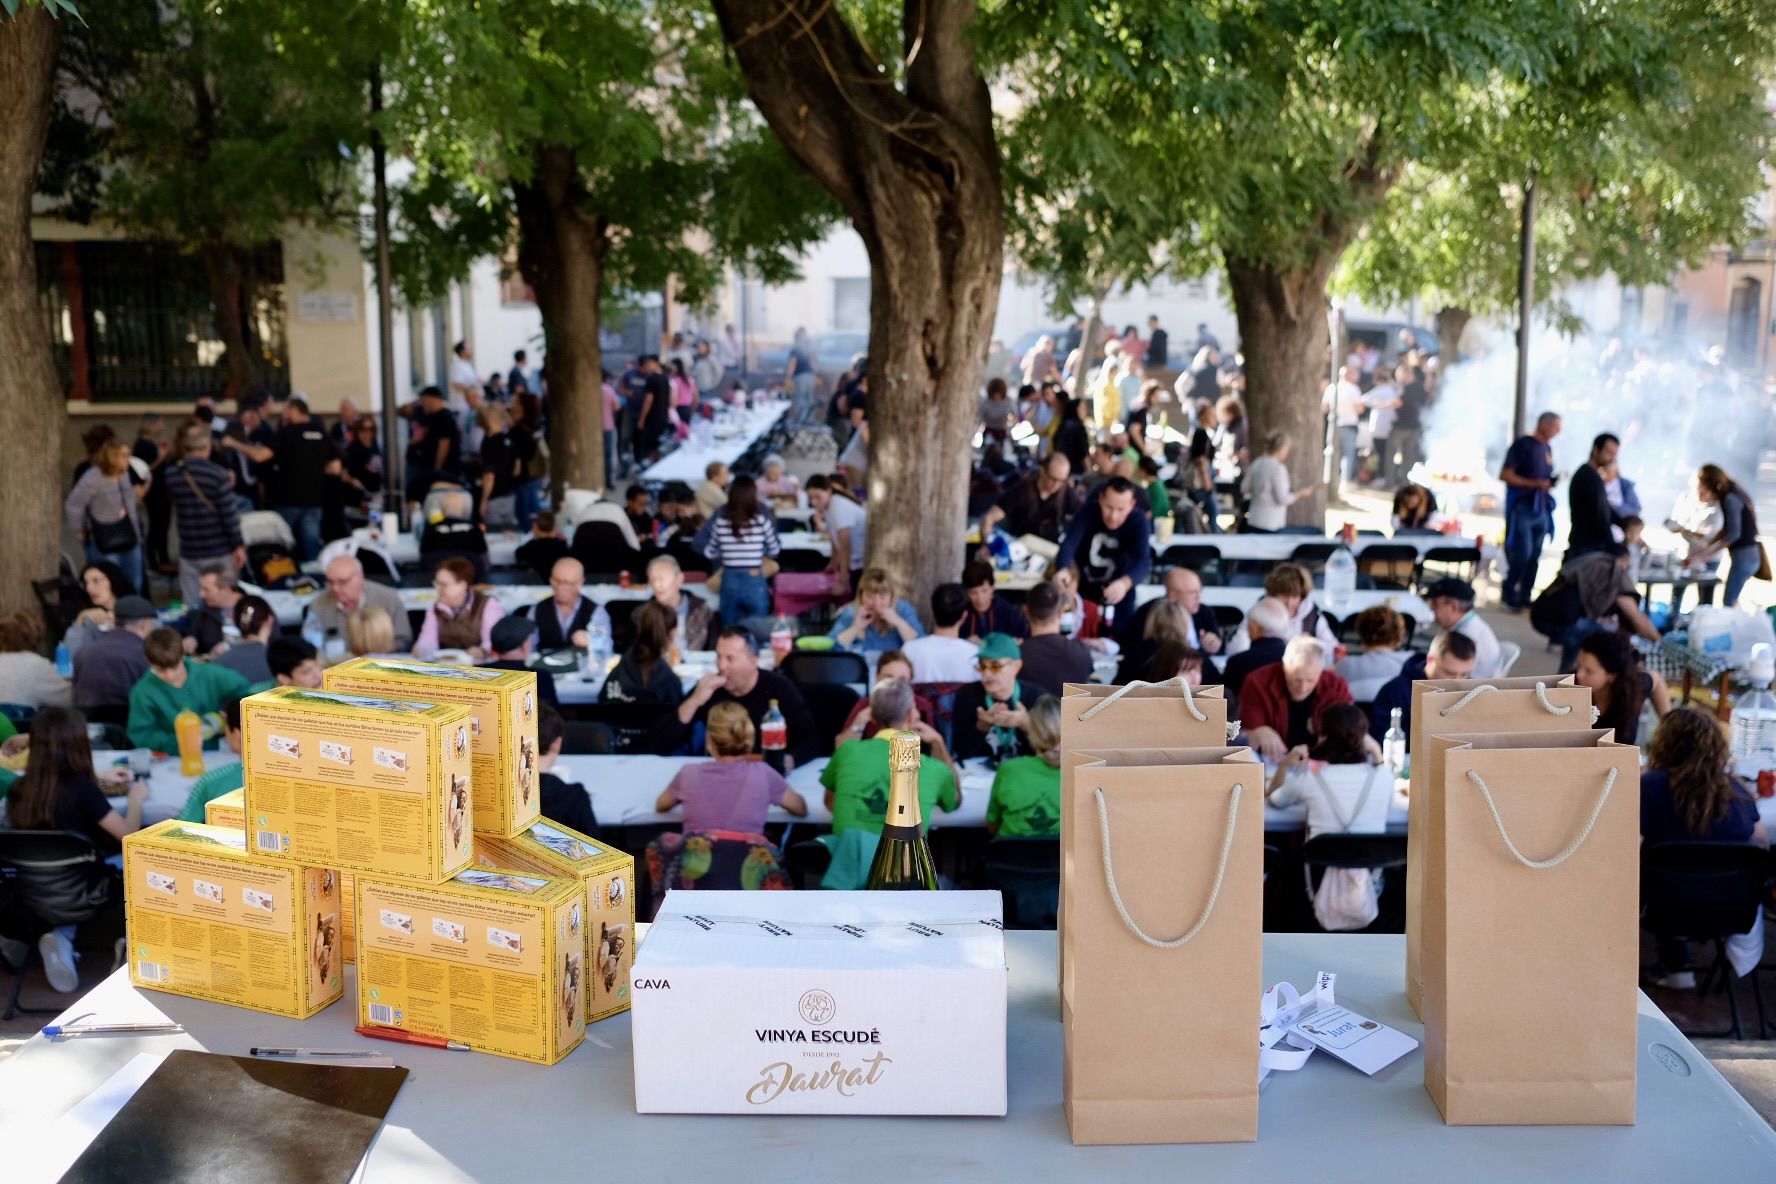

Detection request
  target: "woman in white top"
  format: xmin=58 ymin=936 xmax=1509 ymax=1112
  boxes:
xmin=1334 ymin=605 xmax=1412 ymax=701
xmin=1241 ymin=430 xmax=1313 ymax=532
xmin=1264 ymin=703 xmax=1391 ymax=840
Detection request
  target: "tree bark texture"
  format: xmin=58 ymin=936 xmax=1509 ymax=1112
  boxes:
xmin=514 ymin=143 xmax=608 ymax=501
xmin=711 ymin=0 xmax=1004 ymax=612
xmin=0 ymin=7 xmax=65 ymax=617
xmin=1435 ymin=305 xmax=1471 ymax=366
xmin=201 ymin=241 xmax=258 ymax=399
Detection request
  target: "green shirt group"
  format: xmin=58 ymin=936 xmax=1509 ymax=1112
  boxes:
xmin=127 ymin=659 xmax=251 ymax=754
xmin=820 ymin=736 xmax=959 ymax=836
xmin=986 ymin=755 xmax=1061 ymax=837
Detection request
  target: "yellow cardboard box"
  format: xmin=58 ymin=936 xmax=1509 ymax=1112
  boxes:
xmin=355 ymin=866 xmax=586 ymax=1065
xmin=123 ymin=820 xmax=344 ymax=1019
xmin=206 ymin=787 xmax=357 ymax=965
xmin=323 ymin=658 xmax=542 ymax=837
xmin=474 ymin=819 xmax=635 ymax=1022
xmin=241 ymin=686 xmax=474 ymax=884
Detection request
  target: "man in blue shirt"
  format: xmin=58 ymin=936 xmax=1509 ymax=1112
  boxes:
xmin=1368 ymin=630 xmax=1476 ymax=743
xmin=1498 ymin=411 xmax=1561 ymax=610
xmin=1055 ymin=477 xmax=1151 ymax=632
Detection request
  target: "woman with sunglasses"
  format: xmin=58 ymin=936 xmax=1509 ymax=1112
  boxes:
xmin=341 ymin=415 xmax=384 ymax=508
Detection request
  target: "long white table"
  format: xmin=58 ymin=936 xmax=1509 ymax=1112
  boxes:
xmin=1149 ymin=533 xmax=1472 ymax=561
xmin=262 ymin=582 xmax=713 ymax=629
xmin=8 ymin=933 xmax=1772 ymax=1183
xmin=1138 ymin=584 xmax=1436 ymax=627
xmin=641 ymin=401 xmax=791 ymax=484
xmin=301 ymin=528 xmax=525 ymax=575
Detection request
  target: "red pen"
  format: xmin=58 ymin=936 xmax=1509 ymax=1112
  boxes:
xmin=355 ymin=1024 xmax=470 ymax=1052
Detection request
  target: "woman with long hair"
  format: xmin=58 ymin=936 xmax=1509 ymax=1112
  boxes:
xmin=62 ymin=561 xmax=137 ymax=658
xmin=212 ymin=595 xmax=278 ymax=686
xmin=65 ymin=436 xmax=145 ymax=592
xmin=701 ymin=475 xmax=781 ymax=623
xmin=1641 ymin=707 xmax=1770 ymax=988
xmin=1685 ymin=463 xmax=1762 ymax=607
xmin=1574 ymin=630 xmax=1669 ymax=746
xmin=600 ymin=600 xmax=683 ymax=704
xmin=1265 ymin=702 xmax=1389 ymax=840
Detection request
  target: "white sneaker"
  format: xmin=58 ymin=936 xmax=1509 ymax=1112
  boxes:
xmin=1650 ymin=969 xmax=1696 ymax=991
xmin=38 ymin=931 xmax=80 ymax=993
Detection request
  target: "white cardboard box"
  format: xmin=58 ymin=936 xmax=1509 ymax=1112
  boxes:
xmin=632 ymin=890 xmax=1007 ymax=1116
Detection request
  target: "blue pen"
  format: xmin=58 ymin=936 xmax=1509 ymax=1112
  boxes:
xmin=44 ymin=1021 xmax=184 ymax=1039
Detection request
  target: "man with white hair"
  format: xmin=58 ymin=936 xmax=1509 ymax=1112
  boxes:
xmin=647 ymin=553 xmax=718 ymax=649
xmin=1221 ymin=597 xmax=1290 ymax=703
xmin=1238 ymin=634 xmax=1356 ymax=762
xmin=305 ymin=553 xmax=413 ymax=652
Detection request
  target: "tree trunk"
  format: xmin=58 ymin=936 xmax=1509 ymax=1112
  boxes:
xmin=1223 ymin=250 xmax=1338 ymax=527
xmin=711 ymin=0 xmax=1003 ymax=611
xmin=1435 ymin=305 xmax=1471 ymax=365
xmin=201 ymin=241 xmax=257 ymax=400
xmin=1072 ymin=284 xmax=1109 ymax=398
xmin=0 ymin=7 xmax=64 ymax=617
xmin=513 ymin=143 xmax=607 ymax=502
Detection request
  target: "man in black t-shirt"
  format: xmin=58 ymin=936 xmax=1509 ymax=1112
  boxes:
xmin=404 ymin=385 xmax=463 ymax=503
xmin=635 ymin=356 xmax=672 ymax=462
xmin=652 ymin=628 xmax=819 ymax=769
xmin=979 ymin=452 xmax=1081 ymax=543
xmin=266 ymin=397 xmax=342 ymax=561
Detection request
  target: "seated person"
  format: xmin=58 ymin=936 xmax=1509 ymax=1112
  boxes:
xmin=418 ymin=489 xmax=488 ymax=579
xmin=1369 ymin=629 xmax=1476 ymax=743
xmin=656 ymin=701 xmax=808 ymax=834
xmin=211 ymin=596 xmax=277 ymax=687
xmin=1334 ymin=604 xmax=1413 ymax=701
xmin=599 ymin=601 xmax=682 ymax=705
xmin=265 ymin=637 xmax=322 ymax=691
xmin=1641 ymin=706 xmax=1771 ymax=989
xmin=1016 ymin=581 xmax=1094 ymax=697
xmin=176 ymin=695 xmax=246 ymax=822
xmin=828 ymin=567 xmax=925 ymax=654
xmin=307 ymin=554 xmax=413 ymax=654
xmin=480 ymin=615 xmax=561 ymax=708
xmin=1574 ymin=629 xmax=1669 ymax=746
xmin=1391 ymin=482 xmax=1437 ymax=531
xmin=1124 ymin=567 xmax=1223 ymax=659
xmin=978 ymin=451 xmax=1082 ymax=544
xmin=1222 ymin=563 xmax=1338 ymax=658
xmin=514 ymin=509 xmax=571 ymax=581
xmin=61 ymin=560 xmax=135 ymax=659
xmin=960 ymin=560 xmax=1028 ymax=640
xmin=1266 ymin=703 xmax=1391 ymax=839
xmin=1143 ymin=640 xmax=1205 ymax=686
xmin=836 ymin=650 xmax=934 ymax=748
xmin=951 ymin=633 xmax=1044 ymax=764
xmin=696 ymin=461 xmax=731 ymax=520
xmin=624 ymin=482 xmax=657 ymax=542
xmin=416 ymin=556 xmax=505 ymax=660
xmin=654 ymin=628 xmax=819 ymax=770
xmin=533 ymin=703 xmax=601 ymax=839
xmin=1116 ymin=599 xmax=1193 ymax=684
xmin=900 ymin=583 xmax=981 ymax=683
xmin=183 ymin=568 xmax=245 ymax=657
xmin=821 ymin=677 xmax=959 ymax=837
xmin=71 ymin=595 xmax=158 ymax=708
xmin=1239 ymin=635 xmax=1355 ymax=763
xmin=127 ymin=628 xmax=252 ymax=753
xmin=756 ymin=454 xmax=801 ymax=509
xmin=345 ymin=604 xmax=400 ymax=658
xmin=1425 ymin=577 xmax=1503 ymax=679
xmin=986 ymin=694 xmax=1063 ymax=837
xmin=648 ymin=553 xmax=718 ymax=651
xmin=531 ymin=556 xmax=597 ymax=650
xmin=0 ymin=609 xmax=72 ymax=710
xmin=1221 ymin=597 xmax=1290 ymax=706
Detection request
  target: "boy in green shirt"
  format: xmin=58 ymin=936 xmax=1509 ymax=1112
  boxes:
xmin=128 ymin=627 xmax=251 ymax=754
xmin=985 ymin=694 xmax=1063 ymax=837
xmin=176 ymin=695 xmax=246 ymax=822
xmin=821 ymin=677 xmax=959 ymax=836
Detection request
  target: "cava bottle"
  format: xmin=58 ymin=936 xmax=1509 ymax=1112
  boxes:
xmin=865 ymin=729 xmax=939 ymax=890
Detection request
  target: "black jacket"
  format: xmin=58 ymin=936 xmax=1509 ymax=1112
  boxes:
xmin=530 ymin=595 xmax=597 ymax=651
xmin=1222 ymin=636 xmax=1287 ymax=707
xmin=1566 ymin=464 xmax=1620 ymax=555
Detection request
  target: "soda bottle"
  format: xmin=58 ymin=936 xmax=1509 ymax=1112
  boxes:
xmin=1382 ymin=707 xmax=1407 ymax=777
xmin=175 ymin=709 xmax=205 ymax=775
xmin=760 ymin=699 xmax=788 ymax=771
xmin=770 ymin=615 xmax=795 ymax=662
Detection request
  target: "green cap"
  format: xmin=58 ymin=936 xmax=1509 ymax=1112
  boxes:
xmin=975 ymin=632 xmax=1021 ymax=661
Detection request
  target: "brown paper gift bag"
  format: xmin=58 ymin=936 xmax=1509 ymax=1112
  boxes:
xmin=1063 ymin=747 xmax=1262 ymax=1144
xmin=1404 ymin=676 xmax=1594 ymax=1017
xmin=1422 ymin=729 xmax=1639 ymax=1125
xmin=1058 ymin=680 xmax=1229 ymax=1008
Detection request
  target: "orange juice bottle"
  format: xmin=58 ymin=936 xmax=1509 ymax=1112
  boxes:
xmin=175 ymin=709 xmax=205 ymax=775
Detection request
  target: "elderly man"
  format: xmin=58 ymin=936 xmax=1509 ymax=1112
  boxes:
xmin=1055 ymin=476 xmax=1152 ymax=614
xmin=1424 ymin=578 xmax=1502 ymax=680
xmin=647 ymin=554 xmax=718 ymax=650
xmin=1239 ymin=635 xmax=1355 ymax=762
xmin=530 ymin=557 xmax=597 ymax=650
xmin=1369 ymin=630 xmax=1477 ymax=743
xmin=419 ymin=488 xmax=488 ymax=577
xmin=306 ymin=554 xmax=413 ymax=653
xmin=184 ymin=568 xmax=244 ymax=656
xmin=951 ymin=633 xmax=1045 ymax=764
xmin=1221 ymin=597 xmax=1290 ymax=705
xmin=653 ymin=627 xmax=818 ymax=770
xmin=1128 ymin=567 xmax=1223 ymax=655
xmin=821 ymin=678 xmax=959 ymax=839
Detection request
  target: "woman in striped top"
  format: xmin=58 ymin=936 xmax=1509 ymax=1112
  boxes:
xmin=702 ymin=476 xmax=781 ymax=623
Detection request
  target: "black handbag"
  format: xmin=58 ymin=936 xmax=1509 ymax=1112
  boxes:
xmin=86 ymin=477 xmax=139 ymax=554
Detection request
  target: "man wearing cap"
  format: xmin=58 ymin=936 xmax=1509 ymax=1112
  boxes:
xmin=951 ymin=633 xmax=1044 ymax=763
xmin=72 ymin=596 xmax=158 ymax=707
xmin=479 ymin=615 xmax=559 ymax=707
xmin=1425 ymin=577 xmax=1502 ymax=679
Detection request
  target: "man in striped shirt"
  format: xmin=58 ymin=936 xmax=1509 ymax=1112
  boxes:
xmin=167 ymin=421 xmax=246 ymax=607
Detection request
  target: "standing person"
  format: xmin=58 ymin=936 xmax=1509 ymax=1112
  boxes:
xmin=1241 ymin=430 xmax=1313 ymax=532
xmin=1016 ymin=582 xmax=1094 ymax=697
xmin=508 ymin=349 xmax=531 ymax=395
xmin=717 ymin=323 xmax=744 ymax=388
xmin=1684 ymin=464 xmax=1763 ymax=607
xmin=1052 ymin=395 xmax=1091 ymax=477
xmin=690 ymin=339 xmax=723 ymax=399
xmin=71 ymin=596 xmax=157 ymax=708
xmin=1392 ymin=483 xmax=1437 ymax=531
xmin=1054 ymin=476 xmax=1153 ymax=624
xmin=656 ymin=701 xmax=809 ymax=833
xmin=635 ymin=356 xmax=672 ymax=463
xmin=414 ymin=556 xmax=505 ymax=660
xmin=340 ymin=415 xmax=384 ymax=510
xmin=66 ymin=436 xmax=146 ymax=592
xmin=267 ymin=396 xmax=342 ymax=561
xmin=1144 ymin=315 xmax=1168 ymax=372
xmin=786 ymin=328 xmax=818 ymax=424
xmin=978 ymin=452 xmax=1081 ymax=544
xmin=1566 ymin=432 xmax=1624 ymax=559
xmin=979 ymin=378 xmax=1018 ymax=460
xmin=135 ymin=413 xmax=176 ymax=576
xmin=165 ymin=421 xmax=246 ymax=608
xmin=476 ymin=403 xmax=523 ymax=529
xmin=1499 ymin=411 xmax=1561 ymax=610
xmin=448 ymin=340 xmax=481 ymax=417
xmin=1183 ymin=398 xmax=1221 ymax=531
xmin=595 ymin=370 xmax=620 ymax=488
xmin=899 ymin=584 xmax=981 ymax=683
xmin=1214 ymin=393 xmax=1250 ymax=479
xmin=1392 ymin=360 xmax=1428 ymax=477
xmin=669 ymin=358 xmax=699 ymax=424
xmin=702 ymin=476 xmax=781 ymax=625
xmin=1323 ymin=364 xmax=1364 ymax=485
xmin=506 ymin=393 xmax=545 ymax=530
xmin=806 ymin=474 xmax=867 ymax=592
xmin=403 ymin=385 xmax=462 ymax=505
xmin=1362 ymin=365 xmax=1401 ymax=485
xmin=1023 ymin=334 xmax=1059 ymax=387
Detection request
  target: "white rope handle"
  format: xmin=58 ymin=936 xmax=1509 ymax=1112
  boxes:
xmin=1465 ymin=766 xmax=1618 ymax=869
xmin=1078 ymin=676 xmax=1208 ymax=722
xmin=1438 ymin=681 xmax=1573 ymax=718
xmin=1092 ymin=783 xmax=1240 ymax=948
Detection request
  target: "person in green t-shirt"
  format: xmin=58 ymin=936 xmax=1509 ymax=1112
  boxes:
xmin=127 ymin=628 xmax=251 ymax=754
xmin=986 ymin=694 xmax=1063 ymax=837
xmin=1139 ymin=455 xmax=1172 ymax=520
xmin=821 ymin=677 xmax=959 ymax=837
xmin=176 ymin=695 xmax=246 ymax=822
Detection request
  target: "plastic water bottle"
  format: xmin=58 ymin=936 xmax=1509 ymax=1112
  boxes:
xmin=587 ymin=605 xmax=612 ymax=670
xmin=301 ymin=614 xmax=326 ymax=655
xmin=368 ymin=506 xmax=383 ymax=536
xmin=1730 ymin=643 xmax=1776 ymax=778
xmin=54 ymin=643 xmax=71 ymax=679
xmin=770 ymin=615 xmax=795 ymax=662
xmin=1324 ymin=545 xmax=1357 ymax=613
xmin=1382 ymin=707 xmax=1407 ymax=777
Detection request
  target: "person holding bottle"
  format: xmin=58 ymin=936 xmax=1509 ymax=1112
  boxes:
xmin=126 ymin=628 xmax=251 ymax=754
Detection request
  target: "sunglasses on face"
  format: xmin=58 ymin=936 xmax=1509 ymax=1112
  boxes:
xmin=976 ymin=659 xmax=1015 ymax=673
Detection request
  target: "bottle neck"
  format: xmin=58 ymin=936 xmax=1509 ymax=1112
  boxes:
xmin=884 ymin=729 xmax=924 ymax=831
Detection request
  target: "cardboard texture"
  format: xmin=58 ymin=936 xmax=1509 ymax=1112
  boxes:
xmin=324 ymin=657 xmax=542 ymax=837
xmin=1057 ymin=681 xmax=1229 ymax=1007
xmin=1062 ymin=747 xmax=1263 ymax=1145
xmin=1422 ymin=730 xmax=1639 ymax=1125
xmin=122 ymin=821 xmax=344 ymax=1019
xmin=241 ymin=686 xmax=474 ymax=884
xmin=208 ymin=787 xmax=356 ymax=964
xmin=1404 ymin=676 xmax=1593 ymax=1017
xmin=354 ymin=865 xmax=586 ymax=1065
xmin=474 ymin=819 xmax=636 ymax=1022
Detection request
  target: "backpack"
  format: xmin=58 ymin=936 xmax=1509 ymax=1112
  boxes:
xmin=1305 ymin=767 xmax=1382 ymax=932
xmin=1529 ymin=571 xmax=1585 ymax=640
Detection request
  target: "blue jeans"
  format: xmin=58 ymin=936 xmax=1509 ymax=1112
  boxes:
xmin=86 ymin=543 xmax=144 ymax=594
xmin=603 ymin=431 xmax=617 ymax=489
xmin=1556 ymin=617 xmax=1605 ymax=672
xmin=720 ymin=568 xmax=772 ymax=624
xmin=277 ymin=505 xmax=324 ymax=562
xmin=1503 ymin=501 xmax=1550 ymax=608
xmin=791 ymin=373 xmax=817 ymax=424
xmin=1188 ymin=489 xmax=1221 ymax=533
xmin=516 ymin=478 xmax=547 ymax=532
xmin=1337 ymin=425 xmax=1359 ymax=484
xmin=1723 ymin=545 xmax=1761 ymax=607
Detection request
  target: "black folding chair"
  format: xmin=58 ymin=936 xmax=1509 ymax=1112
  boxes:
xmin=1211 ymin=604 xmax=1246 ymax=632
xmin=781 ymin=650 xmax=870 ymax=688
xmin=1159 ymin=544 xmax=1223 ymax=586
xmin=1418 ymin=545 xmax=1481 ymax=591
xmin=1357 ymin=544 xmax=1420 ymax=591
xmin=784 ymin=839 xmax=834 ymax=891
xmin=0 ymin=829 xmax=121 ymax=1019
xmin=1289 ymin=541 xmax=1340 ymax=573
xmin=1301 ymin=832 xmax=1409 ymax=933
xmin=560 ymin=721 xmax=613 ymax=755
xmin=1641 ymin=840 xmax=1774 ymax=1039
xmin=801 ymin=684 xmax=860 ymax=759
xmin=558 ymin=701 xmax=673 ymax=754
xmin=982 ymin=837 xmax=1060 ymax=929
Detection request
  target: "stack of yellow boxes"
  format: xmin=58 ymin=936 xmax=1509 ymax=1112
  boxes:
xmin=121 ymin=658 xmax=634 ymax=1066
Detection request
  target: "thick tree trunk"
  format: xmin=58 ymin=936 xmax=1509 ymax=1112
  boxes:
xmin=711 ymin=0 xmax=1003 ymax=611
xmin=514 ymin=144 xmax=607 ymax=502
xmin=1435 ymin=305 xmax=1471 ymax=365
xmin=1072 ymin=285 xmax=1109 ymax=398
xmin=201 ymin=241 xmax=257 ymax=400
xmin=1223 ymin=250 xmax=1338 ymax=527
xmin=0 ymin=8 xmax=64 ymax=617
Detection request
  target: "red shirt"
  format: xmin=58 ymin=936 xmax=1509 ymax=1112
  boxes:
xmin=1239 ymin=664 xmax=1353 ymax=744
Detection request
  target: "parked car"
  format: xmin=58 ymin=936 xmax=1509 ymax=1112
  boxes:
xmin=751 ymin=331 xmax=871 ymax=387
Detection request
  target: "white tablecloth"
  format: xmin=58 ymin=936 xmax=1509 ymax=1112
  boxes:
xmin=262 ymin=583 xmax=712 ymax=629
xmin=301 ymin=528 xmax=524 ymax=575
xmin=641 ymin=401 xmax=791 ymax=484
xmin=1137 ymin=585 xmax=1435 ymax=629
xmin=1148 ymin=534 xmax=1470 ymax=561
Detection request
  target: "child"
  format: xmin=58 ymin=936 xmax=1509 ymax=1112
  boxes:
xmin=985 ymin=695 xmax=1062 ymax=837
xmin=1264 ymin=703 xmax=1390 ymax=840
xmin=1621 ymin=514 xmax=1646 ymax=587
xmin=514 ymin=510 xmax=570 ymax=581
xmin=535 ymin=703 xmax=600 ymax=839
xmin=656 ymin=701 xmax=808 ymax=835
xmin=177 ymin=695 xmax=246 ymax=822
xmin=127 ymin=628 xmax=251 ymax=753
xmin=263 ymin=637 xmax=321 ymax=691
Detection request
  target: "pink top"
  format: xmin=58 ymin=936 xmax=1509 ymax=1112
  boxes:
xmin=602 ymin=384 xmax=621 ymax=433
xmin=414 ymin=595 xmax=506 ymax=655
xmin=671 ymin=376 xmax=698 ymax=408
xmin=662 ymin=759 xmax=791 ymax=836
